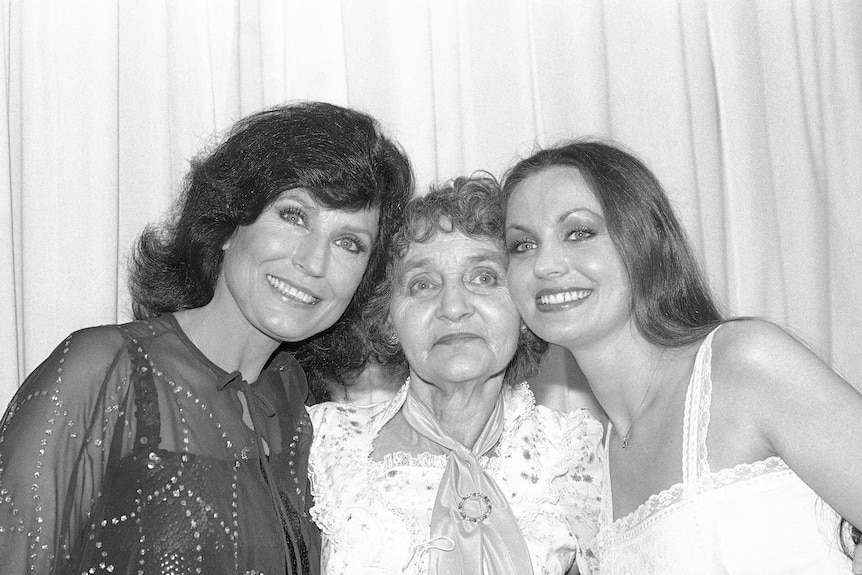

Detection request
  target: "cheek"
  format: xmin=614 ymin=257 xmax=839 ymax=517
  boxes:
xmin=388 ymin=297 xmax=422 ymax=350
xmin=505 ymin=264 xmax=533 ymax=311
xmin=597 ymin=251 xmax=631 ymax=294
xmin=330 ymin=256 xmax=371 ymax=299
xmin=220 ymin=242 xmax=252 ymax=289
xmin=388 ymin=297 xmax=411 ymax=335
xmin=488 ymin=293 xmax=522 ymax=351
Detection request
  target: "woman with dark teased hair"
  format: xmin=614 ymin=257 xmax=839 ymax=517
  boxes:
xmin=503 ymin=140 xmax=860 ymax=573
xmin=0 ymin=101 xmax=412 ymax=575
xmin=308 ymin=176 xmax=603 ymax=574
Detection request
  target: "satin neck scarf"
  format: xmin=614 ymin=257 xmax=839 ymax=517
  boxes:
xmin=401 ymin=381 xmax=534 ymax=575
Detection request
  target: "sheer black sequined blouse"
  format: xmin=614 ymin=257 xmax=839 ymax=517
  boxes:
xmin=0 ymin=313 xmax=320 ymax=574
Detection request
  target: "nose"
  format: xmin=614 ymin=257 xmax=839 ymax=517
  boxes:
xmin=293 ymin=235 xmax=329 ymax=278
xmin=436 ymin=281 xmax=474 ymax=322
xmin=532 ymin=243 xmax=568 ymax=279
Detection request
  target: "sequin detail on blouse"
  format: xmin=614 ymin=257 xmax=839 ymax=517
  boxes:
xmin=0 ymin=314 xmax=320 ymax=574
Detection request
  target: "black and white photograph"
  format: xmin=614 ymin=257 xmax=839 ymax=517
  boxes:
xmin=1 ymin=1 xmax=860 ymax=573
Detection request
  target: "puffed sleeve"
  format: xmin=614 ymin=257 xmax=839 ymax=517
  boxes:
xmin=0 ymin=326 xmax=132 ymax=574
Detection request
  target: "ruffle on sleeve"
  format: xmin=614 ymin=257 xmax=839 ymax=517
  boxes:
xmin=307 ymin=401 xmax=383 ymax=544
xmin=493 ymin=382 xmax=604 ymax=573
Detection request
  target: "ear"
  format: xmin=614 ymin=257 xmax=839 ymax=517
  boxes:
xmin=222 ymin=230 xmax=236 ymax=251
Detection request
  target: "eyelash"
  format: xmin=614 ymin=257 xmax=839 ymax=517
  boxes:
xmin=507 ymin=226 xmax=594 ymax=253
xmin=567 ymin=226 xmax=594 ymax=241
xmin=279 ymin=206 xmax=306 ymax=225
xmin=507 ymin=239 xmax=535 ymax=254
xmin=473 ymin=270 xmax=499 ymax=286
xmin=279 ymin=207 xmax=367 ymax=254
xmin=336 ymin=235 xmax=367 ymax=254
xmin=407 ymin=278 xmax=434 ymax=295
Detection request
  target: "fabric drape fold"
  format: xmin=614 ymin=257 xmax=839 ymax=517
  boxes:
xmin=3 ymin=0 xmax=861 ymax=408
xmin=401 ymin=380 xmax=534 ymax=575
xmin=218 ymin=369 xmax=312 ymax=575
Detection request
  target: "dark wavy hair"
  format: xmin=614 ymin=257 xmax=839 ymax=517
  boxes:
xmin=504 ymin=140 xmax=861 ymax=556
xmin=350 ymin=174 xmax=547 ymax=390
xmin=502 ymin=139 xmax=724 ymax=347
xmin=129 ymin=101 xmax=413 ymax=387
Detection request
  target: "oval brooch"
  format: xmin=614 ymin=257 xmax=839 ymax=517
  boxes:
xmin=457 ymin=492 xmax=493 ymax=523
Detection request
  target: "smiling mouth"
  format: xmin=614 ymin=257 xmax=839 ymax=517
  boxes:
xmin=266 ymin=275 xmax=320 ymax=305
xmin=537 ymin=289 xmax=591 ymax=306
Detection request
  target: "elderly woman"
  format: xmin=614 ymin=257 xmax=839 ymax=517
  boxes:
xmin=307 ymin=176 xmax=603 ymax=574
xmin=0 ymin=101 xmax=412 ymax=575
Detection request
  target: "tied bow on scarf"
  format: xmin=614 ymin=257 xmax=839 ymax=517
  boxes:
xmin=401 ymin=380 xmax=534 ymax=575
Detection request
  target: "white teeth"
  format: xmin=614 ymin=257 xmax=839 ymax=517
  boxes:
xmin=538 ymin=289 xmax=591 ymax=305
xmin=266 ymin=275 xmax=318 ymax=305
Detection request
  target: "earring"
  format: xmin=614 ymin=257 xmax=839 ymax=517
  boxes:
xmin=388 ymin=332 xmax=399 ymax=345
xmin=520 ymin=322 xmax=528 ymax=333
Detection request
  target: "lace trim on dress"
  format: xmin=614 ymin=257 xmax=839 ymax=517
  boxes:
xmin=500 ymin=381 xmax=536 ymax=445
xmin=604 ymin=456 xmax=791 ymax=537
xmin=603 ymin=327 xmax=794 ymax=538
xmin=688 ymin=327 xmax=717 ymax=480
xmin=310 ymin=380 xmax=604 ymax=574
xmin=366 ymin=381 xmax=536 ymax=478
xmin=360 ymin=387 xmax=513 ymax=568
xmin=523 ymin=409 xmax=599 ymax=534
xmin=368 ymin=451 xmax=491 ymax=474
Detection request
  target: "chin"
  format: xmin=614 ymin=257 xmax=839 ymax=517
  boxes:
xmin=262 ymin=320 xmax=316 ymax=343
xmin=440 ymin=365 xmax=505 ymax=385
xmin=525 ymin=326 xmax=570 ymax=348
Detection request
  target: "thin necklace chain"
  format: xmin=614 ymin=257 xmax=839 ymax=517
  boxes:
xmin=181 ymin=310 xmax=200 ymax=349
xmin=619 ymin=352 xmax=663 ymax=449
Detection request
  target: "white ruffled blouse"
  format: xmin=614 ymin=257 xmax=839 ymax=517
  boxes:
xmin=308 ymin=381 xmax=604 ymax=574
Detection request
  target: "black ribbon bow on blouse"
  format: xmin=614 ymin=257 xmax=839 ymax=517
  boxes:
xmin=216 ymin=370 xmax=309 ymax=574
xmin=217 ymin=370 xmax=276 ymax=417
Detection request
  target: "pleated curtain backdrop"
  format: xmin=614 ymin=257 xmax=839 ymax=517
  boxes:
xmin=2 ymin=0 xmax=861 ymax=409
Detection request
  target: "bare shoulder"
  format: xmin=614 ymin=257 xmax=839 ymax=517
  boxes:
xmin=708 ymin=320 xmax=821 ymax=418
xmin=710 ymin=319 xmax=821 ymax=388
xmin=712 ymin=318 xmax=810 ymax=360
xmin=709 ymin=318 xmax=853 ymax=425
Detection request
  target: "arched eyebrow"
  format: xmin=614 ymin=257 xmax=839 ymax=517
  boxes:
xmin=557 ymin=208 xmax=603 ymax=224
xmin=337 ymin=223 xmax=377 ymax=242
xmin=507 ymin=207 xmax=603 ymax=232
xmin=396 ymin=256 xmax=433 ymax=276
xmin=274 ymin=188 xmax=378 ymax=241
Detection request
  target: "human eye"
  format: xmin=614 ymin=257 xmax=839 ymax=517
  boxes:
xmin=469 ymin=268 xmax=500 ymax=287
xmin=334 ymin=235 xmax=367 ymax=255
xmin=406 ymin=275 xmax=436 ymax=296
xmin=507 ymin=238 xmax=536 ymax=255
xmin=279 ymin=206 xmax=307 ymax=226
xmin=567 ymin=226 xmax=595 ymax=241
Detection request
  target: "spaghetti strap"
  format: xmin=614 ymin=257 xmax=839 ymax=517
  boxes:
xmin=681 ymin=326 xmax=721 ymax=488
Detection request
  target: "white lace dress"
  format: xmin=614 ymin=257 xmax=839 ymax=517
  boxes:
xmin=589 ymin=328 xmax=851 ymax=574
xmin=308 ymin=381 xmax=604 ymax=575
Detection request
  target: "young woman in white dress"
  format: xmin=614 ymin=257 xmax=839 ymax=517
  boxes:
xmin=502 ymin=140 xmax=861 ymax=574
